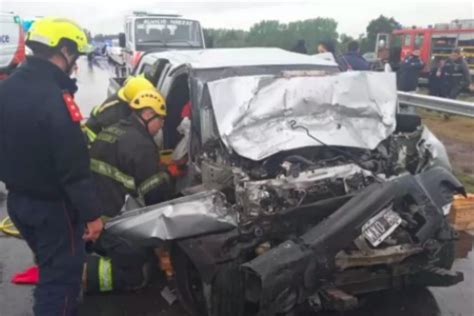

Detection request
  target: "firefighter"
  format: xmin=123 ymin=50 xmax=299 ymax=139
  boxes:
xmin=0 ymin=17 xmax=103 ymax=315
xmin=397 ymin=49 xmax=424 ymax=92
xmin=83 ymin=76 xmax=155 ymax=143
xmin=85 ymin=90 xmax=172 ymax=293
xmin=443 ymin=48 xmax=471 ymax=99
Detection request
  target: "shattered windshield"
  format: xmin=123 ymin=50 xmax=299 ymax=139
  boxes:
xmin=135 ymin=18 xmax=203 ymax=47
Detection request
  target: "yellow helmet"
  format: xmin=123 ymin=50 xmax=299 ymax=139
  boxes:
xmin=26 ymin=17 xmax=92 ymax=54
xmin=130 ymin=90 xmax=167 ymax=116
xmin=118 ymin=76 xmax=155 ymax=102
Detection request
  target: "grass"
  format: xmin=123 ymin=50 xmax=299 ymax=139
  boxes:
xmin=455 ymin=171 xmax=474 ymax=193
xmin=418 ymin=109 xmax=474 ymax=144
xmin=417 ymin=108 xmax=474 ymax=193
xmin=458 ymin=93 xmax=474 ymax=103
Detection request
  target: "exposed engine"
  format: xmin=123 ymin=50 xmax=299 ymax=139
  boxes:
xmin=233 ymin=164 xmax=373 ymax=221
xmin=198 ymin=121 xmax=430 ymax=225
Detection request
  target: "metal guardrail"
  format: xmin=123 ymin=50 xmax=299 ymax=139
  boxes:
xmin=398 ymin=92 xmax=474 ymax=118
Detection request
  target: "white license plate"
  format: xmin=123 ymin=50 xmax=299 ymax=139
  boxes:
xmin=362 ymin=207 xmax=402 ymax=247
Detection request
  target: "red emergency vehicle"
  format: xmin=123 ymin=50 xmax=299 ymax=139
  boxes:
xmin=376 ymin=19 xmax=474 ymax=77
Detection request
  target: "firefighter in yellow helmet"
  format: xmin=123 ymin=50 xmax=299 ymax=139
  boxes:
xmin=83 ymin=76 xmax=155 ymax=142
xmin=0 ymin=17 xmax=103 ymax=315
xmin=85 ymin=90 xmax=172 ymax=293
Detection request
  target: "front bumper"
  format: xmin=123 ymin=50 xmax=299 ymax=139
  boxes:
xmin=242 ymin=167 xmax=464 ymax=313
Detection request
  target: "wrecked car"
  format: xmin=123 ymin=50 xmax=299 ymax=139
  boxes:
xmin=106 ymin=48 xmax=465 ymax=316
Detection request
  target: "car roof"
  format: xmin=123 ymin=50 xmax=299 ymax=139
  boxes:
xmin=141 ymin=47 xmax=338 ymax=70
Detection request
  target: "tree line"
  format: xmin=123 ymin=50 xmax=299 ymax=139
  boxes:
xmin=203 ymin=15 xmax=401 ymax=55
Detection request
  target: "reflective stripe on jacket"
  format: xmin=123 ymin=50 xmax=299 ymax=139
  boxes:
xmin=84 ymin=93 xmax=130 ymax=141
xmin=89 ymin=115 xmax=171 ymax=217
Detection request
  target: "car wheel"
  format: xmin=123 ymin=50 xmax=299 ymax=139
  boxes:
xmin=172 ymin=246 xmax=246 ymax=316
xmin=210 ymin=261 xmax=245 ymax=316
xmin=171 ymin=246 xmax=208 ymax=316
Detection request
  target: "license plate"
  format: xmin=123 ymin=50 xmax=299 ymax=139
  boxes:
xmin=362 ymin=207 xmax=402 ymax=247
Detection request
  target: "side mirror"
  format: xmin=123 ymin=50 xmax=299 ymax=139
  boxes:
xmin=118 ymin=33 xmax=126 ymax=48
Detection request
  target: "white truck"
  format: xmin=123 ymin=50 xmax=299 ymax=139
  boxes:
xmin=118 ymin=11 xmax=205 ymax=75
xmin=0 ymin=12 xmax=25 ymax=80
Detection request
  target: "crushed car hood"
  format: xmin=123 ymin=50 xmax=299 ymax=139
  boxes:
xmin=207 ymin=71 xmax=397 ymax=161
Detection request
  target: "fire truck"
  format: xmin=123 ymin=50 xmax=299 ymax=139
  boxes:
xmin=375 ymin=19 xmax=474 ymax=78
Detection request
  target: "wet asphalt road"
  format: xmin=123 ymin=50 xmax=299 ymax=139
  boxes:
xmin=0 ymin=57 xmax=473 ymax=316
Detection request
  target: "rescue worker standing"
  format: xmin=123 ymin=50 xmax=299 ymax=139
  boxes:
xmin=0 ymin=17 xmax=103 ymax=315
xmin=340 ymin=41 xmax=370 ymax=71
xmin=83 ymin=76 xmax=155 ymax=142
xmin=428 ymin=59 xmax=448 ymax=97
xmin=443 ymin=48 xmax=471 ymax=99
xmin=291 ymin=39 xmax=308 ymax=54
xmin=85 ymin=90 xmax=172 ymax=293
xmin=397 ymin=49 xmax=424 ymax=92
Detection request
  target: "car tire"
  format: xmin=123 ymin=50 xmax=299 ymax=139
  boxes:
xmin=172 ymin=246 xmax=245 ymax=316
xmin=171 ymin=246 xmax=208 ymax=316
xmin=209 ymin=261 xmax=245 ymax=316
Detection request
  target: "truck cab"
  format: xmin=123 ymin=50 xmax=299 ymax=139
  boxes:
xmin=119 ymin=11 xmax=205 ymax=75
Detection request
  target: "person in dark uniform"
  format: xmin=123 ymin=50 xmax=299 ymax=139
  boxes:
xmin=291 ymin=39 xmax=308 ymax=54
xmin=443 ymin=48 xmax=471 ymax=99
xmin=340 ymin=41 xmax=370 ymax=71
xmin=428 ymin=59 xmax=448 ymax=97
xmin=397 ymin=49 xmax=424 ymax=92
xmin=0 ymin=17 xmax=103 ymax=315
xmin=85 ymin=90 xmax=173 ymax=293
xmin=83 ymin=76 xmax=155 ymax=143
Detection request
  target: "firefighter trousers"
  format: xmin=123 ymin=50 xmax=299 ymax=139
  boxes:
xmin=7 ymin=191 xmax=85 ymax=316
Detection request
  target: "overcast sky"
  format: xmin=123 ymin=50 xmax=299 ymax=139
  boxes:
xmin=1 ymin=0 xmax=473 ymax=38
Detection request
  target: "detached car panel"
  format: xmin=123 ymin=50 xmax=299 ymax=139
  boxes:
xmin=106 ymin=190 xmax=237 ymax=243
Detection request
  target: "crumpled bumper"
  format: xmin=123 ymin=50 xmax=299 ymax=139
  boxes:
xmin=242 ymin=167 xmax=464 ymax=312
